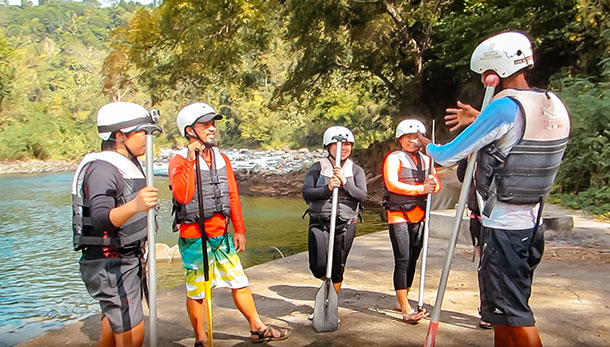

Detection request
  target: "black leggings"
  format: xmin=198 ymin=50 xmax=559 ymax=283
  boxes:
xmin=389 ymin=222 xmax=424 ymax=290
xmin=308 ymin=219 xmax=356 ymax=283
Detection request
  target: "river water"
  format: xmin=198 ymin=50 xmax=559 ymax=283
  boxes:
xmin=0 ymin=172 xmax=385 ymax=346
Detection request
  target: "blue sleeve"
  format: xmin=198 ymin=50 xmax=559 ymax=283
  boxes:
xmin=426 ymin=97 xmax=520 ymax=166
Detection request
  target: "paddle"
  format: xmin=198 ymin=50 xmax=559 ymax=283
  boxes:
xmin=142 ymin=110 xmax=162 ymax=347
xmin=423 ymin=74 xmax=500 ymax=347
xmin=312 ymin=135 xmax=345 ymax=333
xmin=194 ymin=148 xmax=214 ymax=347
xmin=417 ymin=120 xmax=435 ymax=313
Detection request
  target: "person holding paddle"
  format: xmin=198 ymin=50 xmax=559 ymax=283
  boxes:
xmin=169 ymin=102 xmax=291 ymax=346
xmin=72 ymin=102 xmax=161 ymax=347
xmin=418 ymin=32 xmax=571 ymax=346
xmin=302 ymin=126 xmax=367 ymax=328
xmin=382 ymin=119 xmax=441 ymax=324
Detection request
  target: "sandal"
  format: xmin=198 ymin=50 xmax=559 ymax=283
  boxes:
xmin=402 ymin=309 xmax=426 ymax=324
xmin=250 ymin=325 xmax=292 ymax=343
xmin=194 ymin=340 xmax=208 ymax=347
xmin=478 ymin=319 xmax=493 ymax=329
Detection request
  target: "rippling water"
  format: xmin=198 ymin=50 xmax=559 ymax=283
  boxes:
xmin=0 ymin=172 xmax=386 ymax=346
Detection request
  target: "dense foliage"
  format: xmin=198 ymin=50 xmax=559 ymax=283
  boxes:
xmin=0 ymin=0 xmax=608 ymax=214
xmin=0 ymin=1 xmax=148 ymax=160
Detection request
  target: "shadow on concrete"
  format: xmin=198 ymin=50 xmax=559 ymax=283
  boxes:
xmin=269 ymin=284 xmax=481 ymax=330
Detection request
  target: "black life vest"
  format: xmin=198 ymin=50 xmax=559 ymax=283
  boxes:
xmin=383 ymin=150 xmax=430 ymax=212
xmin=475 ymin=89 xmax=570 ymax=214
xmin=71 ymin=151 xmax=148 ymax=251
xmin=173 ymin=147 xmax=231 ymax=224
xmin=307 ymin=158 xmax=360 ymax=222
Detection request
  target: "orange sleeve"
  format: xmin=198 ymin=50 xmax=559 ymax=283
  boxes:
xmin=382 ymin=153 xmax=425 ymax=196
xmin=170 ymin=151 xmax=243 ymax=238
xmin=169 ymin=154 xmax=196 ymax=204
xmin=383 ymin=152 xmax=439 ymax=224
xmin=222 ymin=153 xmax=246 ymax=235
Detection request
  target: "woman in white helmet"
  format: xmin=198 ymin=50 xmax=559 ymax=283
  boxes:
xmin=302 ymin=126 xmax=367 ymax=307
xmin=382 ymin=119 xmax=441 ymax=323
xmin=419 ymin=31 xmax=570 ymax=347
xmin=71 ymin=101 xmax=161 ymax=346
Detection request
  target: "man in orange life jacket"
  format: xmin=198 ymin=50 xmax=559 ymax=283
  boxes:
xmin=169 ymin=102 xmax=291 ymax=346
xmin=419 ymin=31 xmax=571 ymax=346
xmin=382 ymin=119 xmax=441 ymax=324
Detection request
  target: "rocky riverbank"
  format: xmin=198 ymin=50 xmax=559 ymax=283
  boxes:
xmin=0 ymin=160 xmax=78 ymax=175
xmin=0 ymin=148 xmax=461 ymax=208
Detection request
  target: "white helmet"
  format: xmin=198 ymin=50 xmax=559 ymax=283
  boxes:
xmin=470 ymin=31 xmax=534 ymax=78
xmin=176 ymin=102 xmax=223 ymax=137
xmin=97 ymin=102 xmax=159 ymax=140
xmin=323 ymin=126 xmax=355 ymax=147
xmin=396 ymin=119 xmax=426 ymax=139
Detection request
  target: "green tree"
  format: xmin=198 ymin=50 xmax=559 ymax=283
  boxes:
xmin=0 ymin=30 xmax=13 ymax=111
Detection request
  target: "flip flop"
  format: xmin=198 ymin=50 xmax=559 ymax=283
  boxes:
xmin=402 ymin=310 xmax=426 ymax=324
xmin=250 ymin=325 xmax=292 ymax=343
xmin=478 ymin=320 xmax=493 ymax=329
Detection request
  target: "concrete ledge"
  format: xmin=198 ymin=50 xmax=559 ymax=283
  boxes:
xmin=429 ymin=209 xmax=575 ymax=244
xmin=542 ymin=216 xmax=574 ymax=236
xmin=429 ymin=210 xmax=471 ymax=245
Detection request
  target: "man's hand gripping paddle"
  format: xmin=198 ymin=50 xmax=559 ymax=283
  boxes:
xmin=312 ymin=135 xmax=345 ymax=332
xmin=423 ymin=74 xmax=500 ymax=347
xmin=195 ymin=148 xmax=214 ymax=347
xmin=142 ymin=111 xmax=162 ymax=347
xmin=417 ymin=120 xmax=435 ymax=314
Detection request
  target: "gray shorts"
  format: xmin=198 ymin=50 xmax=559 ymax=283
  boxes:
xmin=79 ymin=257 xmax=144 ymax=333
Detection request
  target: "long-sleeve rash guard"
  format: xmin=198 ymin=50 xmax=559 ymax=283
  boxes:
xmin=83 ymin=160 xmax=141 ymax=259
xmin=169 ymin=149 xmax=245 ymax=239
xmin=383 ymin=151 xmax=441 ymax=224
xmin=302 ymin=159 xmax=368 ymax=206
xmin=426 ymin=97 xmax=521 ymax=166
xmin=425 ymin=96 xmax=538 ymax=230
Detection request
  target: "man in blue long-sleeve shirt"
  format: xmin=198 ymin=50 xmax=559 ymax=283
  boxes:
xmin=419 ymin=31 xmax=570 ymax=347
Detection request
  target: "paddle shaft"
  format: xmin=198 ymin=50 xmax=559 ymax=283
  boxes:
xmin=194 ymin=148 xmax=214 ymax=347
xmin=145 ymin=133 xmax=158 ymax=347
xmin=417 ymin=120 xmax=435 ymax=311
xmin=424 ymin=79 xmax=498 ymax=347
xmin=325 ymin=141 xmax=343 ymax=279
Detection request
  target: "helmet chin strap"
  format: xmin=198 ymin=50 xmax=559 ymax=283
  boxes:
xmin=112 ymin=132 xmax=138 ymax=159
xmin=188 ymin=127 xmax=215 ymax=148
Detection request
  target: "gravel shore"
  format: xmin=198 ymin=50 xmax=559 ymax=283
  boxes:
xmin=0 ymin=160 xmax=78 ymax=175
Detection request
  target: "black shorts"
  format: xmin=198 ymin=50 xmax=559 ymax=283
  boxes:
xmin=478 ymin=226 xmax=544 ymax=326
xmin=80 ymin=256 xmax=144 ymax=333
xmin=308 ymin=219 xmax=356 ymax=283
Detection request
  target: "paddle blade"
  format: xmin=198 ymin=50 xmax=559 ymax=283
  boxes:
xmin=423 ymin=320 xmax=439 ymax=347
xmin=204 ymin=281 xmax=214 ymax=347
xmin=312 ymin=280 xmax=339 ymax=332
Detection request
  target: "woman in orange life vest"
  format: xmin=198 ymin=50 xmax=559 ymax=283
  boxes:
xmin=382 ymin=119 xmax=441 ymax=323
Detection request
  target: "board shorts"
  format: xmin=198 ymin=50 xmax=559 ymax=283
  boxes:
xmin=308 ymin=218 xmax=356 ymax=283
xmin=79 ymin=256 xmax=144 ymax=333
xmin=478 ymin=226 xmax=544 ymax=326
xmin=179 ymin=234 xmax=249 ymax=299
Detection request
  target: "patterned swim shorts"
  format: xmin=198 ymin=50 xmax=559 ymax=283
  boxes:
xmin=179 ymin=234 xmax=249 ymax=299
